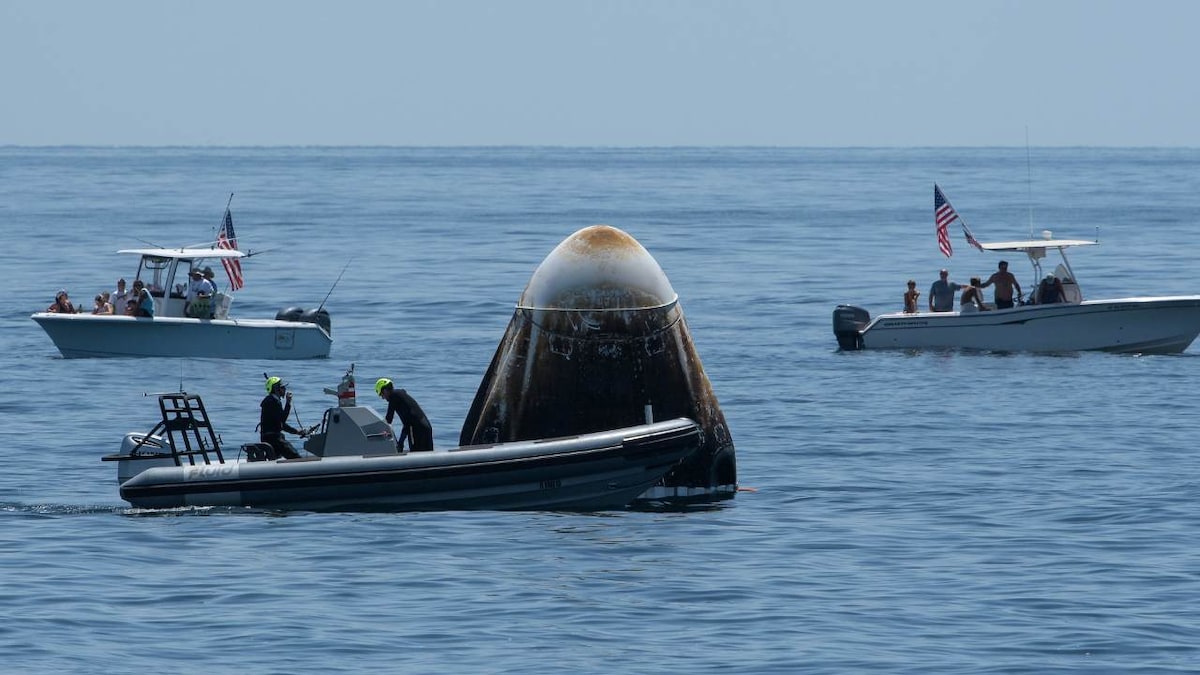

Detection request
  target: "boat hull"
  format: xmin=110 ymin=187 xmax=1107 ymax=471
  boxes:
xmin=115 ymin=418 xmax=701 ymax=511
xmin=855 ymin=296 xmax=1200 ymax=354
xmin=31 ymin=313 xmax=331 ymax=359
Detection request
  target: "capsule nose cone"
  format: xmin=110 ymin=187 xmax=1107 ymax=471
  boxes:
xmin=519 ymin=225 xmax=678 ymax=310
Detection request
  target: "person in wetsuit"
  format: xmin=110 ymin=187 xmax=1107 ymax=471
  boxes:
xmin=259 ymin=376 xmax=305 ymax=459
xmin=375 ymin=377 xmax=433 ymax=452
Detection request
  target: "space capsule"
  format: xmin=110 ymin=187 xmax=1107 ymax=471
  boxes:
xmin=459 ymin=225 xmax=736 ymax=502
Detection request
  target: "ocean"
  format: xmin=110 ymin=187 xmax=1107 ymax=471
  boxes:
xmin=2 ymin=146 xmax=1199 ymax=673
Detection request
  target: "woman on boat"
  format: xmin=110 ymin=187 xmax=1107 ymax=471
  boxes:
xmin=131 ymin=280 xmax=155 ymax=317
xmin=960 ymin=277 xmax=987 ymax=313
xmin=91 ymin=293 xmax=114 ymax=315
xmin=47 ymin=289 xmax=77 ymax=313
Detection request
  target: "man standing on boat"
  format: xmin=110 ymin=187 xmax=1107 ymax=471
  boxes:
xmin=928 ymin=269 xmax=964 ymax=312
xmin=375 ymin=378 xmax=434 ymax=453
xmin=185 ymin=269 xmax=216 ymax=318
xmin=111 ymin=278 xmax=130 ymax=313
xmin=979 ymin=260 xmax=1023 ymax=309
xmin=260 ymin=376 xmax=305 ymax=460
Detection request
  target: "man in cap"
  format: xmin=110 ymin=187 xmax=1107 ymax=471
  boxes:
xmin=185 ymin=268 xmax=216 ymax=317
xmin=1036 ymin=274 xmax=1066 ymax=304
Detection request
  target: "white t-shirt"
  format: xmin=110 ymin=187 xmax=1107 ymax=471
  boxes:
xmin=187 ymin=277 xmax=215 ymax=301
xmin=111 ymin=287 xmax=131 ymax=312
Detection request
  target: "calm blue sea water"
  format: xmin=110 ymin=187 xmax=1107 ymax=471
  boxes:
xmin=2 ymin=147 xmax=1200 ymax=673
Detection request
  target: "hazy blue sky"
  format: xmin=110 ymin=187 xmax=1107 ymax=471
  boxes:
xmin=2 ymin=0 xmax=1197 ymax=146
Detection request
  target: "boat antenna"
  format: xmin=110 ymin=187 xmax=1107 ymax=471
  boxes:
xmin=1025 ymin=127 xmax=1035 ymax=239
xmin=132 ymin=236 xmax=166 ymax=249
xmin=317 ymin=258 xmax=352 ymax=313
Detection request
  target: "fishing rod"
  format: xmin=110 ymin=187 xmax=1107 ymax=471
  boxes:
xmin=132 ymin=236 xmax=167 ymax=249
xmin=317 ymin=258 xmax=353 ymax=313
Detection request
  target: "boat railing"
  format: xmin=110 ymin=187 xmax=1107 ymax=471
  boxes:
xmin=131 ymin=393 xmax=226 ymax=466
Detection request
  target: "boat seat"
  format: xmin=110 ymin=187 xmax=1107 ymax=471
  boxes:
xmin=163 ymin=417 xmax=198 ymax=432
xmin=1061 ymin=279 xmax=1081 ymax=304
xmin=242 ymin=442 xmax=277 ymax=462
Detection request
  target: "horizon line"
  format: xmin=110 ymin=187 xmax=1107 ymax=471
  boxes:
xmin=3 ymin=143 xmax=1198 ymax=150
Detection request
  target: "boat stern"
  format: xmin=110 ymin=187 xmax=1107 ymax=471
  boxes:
xmin=102 ymin=433 xmax=178 ymax=485
xmin=833 ymin=304 xmax=870 ymax=350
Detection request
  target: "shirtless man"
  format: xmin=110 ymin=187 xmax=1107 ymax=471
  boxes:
xmin=979 ymin=260 xmax=1023 ymax=309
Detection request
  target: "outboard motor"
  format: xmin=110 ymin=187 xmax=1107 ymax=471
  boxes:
xmin=300 ymin=308 xmax=332 ymax=335
xmin=832 ymin=304 xmax=870 ymax=351
xmin=275 ymin=306 xmax=304 ymax=322
xmin=275 ymin=306 xmax=332 ymax=335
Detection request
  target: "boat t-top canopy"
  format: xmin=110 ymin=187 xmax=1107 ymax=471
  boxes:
xmin=979 ymin=239 xmax=1097 ymax=252
xmin=118 ymin=248 xmax=245 ymax=259
xmin=979 ymin=231 xmax=1098 ymax=283
xmin=977 ymin=232 xmax=1098 ymax=297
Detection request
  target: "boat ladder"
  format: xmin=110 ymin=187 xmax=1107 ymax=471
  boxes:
xmin=135 ymin=393 xmax=226 ymax=466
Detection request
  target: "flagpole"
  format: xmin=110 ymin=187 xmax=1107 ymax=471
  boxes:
xmin=958 ymin=206 xmax=985 ymax=252
xmin=208 ymin=193 xmax=236 ymax=294
xmin=213 ymin=193 xmax=234 ymax=246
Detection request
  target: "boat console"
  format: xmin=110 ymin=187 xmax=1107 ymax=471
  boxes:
xmin=304 ymin=406 xmax=396 ymax=457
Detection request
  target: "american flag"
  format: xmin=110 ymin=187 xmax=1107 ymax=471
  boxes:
xmin=216 ymin=208 xmax=244 ymax=290
xmin=934 ymin=184 xmax=958 ymax=258
xmin=961 ymin=221 xmax=984 ymax=251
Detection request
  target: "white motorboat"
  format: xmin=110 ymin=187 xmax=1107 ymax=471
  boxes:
xmin=103 ymin=390 xmax=701 ymax=511
xmin=31 ymin=247 xmax=332 ymax=359
xmin=833 ymin=232 xmax=1200 ymax=354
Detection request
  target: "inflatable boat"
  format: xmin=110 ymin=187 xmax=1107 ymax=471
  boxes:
xmin=104 ymin=392 xmax=701 ymax=511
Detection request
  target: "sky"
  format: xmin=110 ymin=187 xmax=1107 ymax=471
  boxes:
xmin=2 ymin=0 xmax=1198 ymax=146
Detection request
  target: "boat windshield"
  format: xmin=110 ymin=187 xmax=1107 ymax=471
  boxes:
xmin=137 ymin=256 xmax=171 ymax=296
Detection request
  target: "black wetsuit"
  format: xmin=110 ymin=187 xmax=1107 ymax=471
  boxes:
xmin=385 ymin=388 xmax=434 ymax=452
xmin=259 ymin=393 xmax=302 ymax=459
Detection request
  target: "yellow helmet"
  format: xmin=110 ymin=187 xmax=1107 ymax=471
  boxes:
xmin=265 ymin=376 xmax=285 ymax=393
xmin=374 ymin=378 xmax=392 ymax=396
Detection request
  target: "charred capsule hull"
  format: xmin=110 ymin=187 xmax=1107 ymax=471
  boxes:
xmin=460 ymin=225 xmax=736 ymax=501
